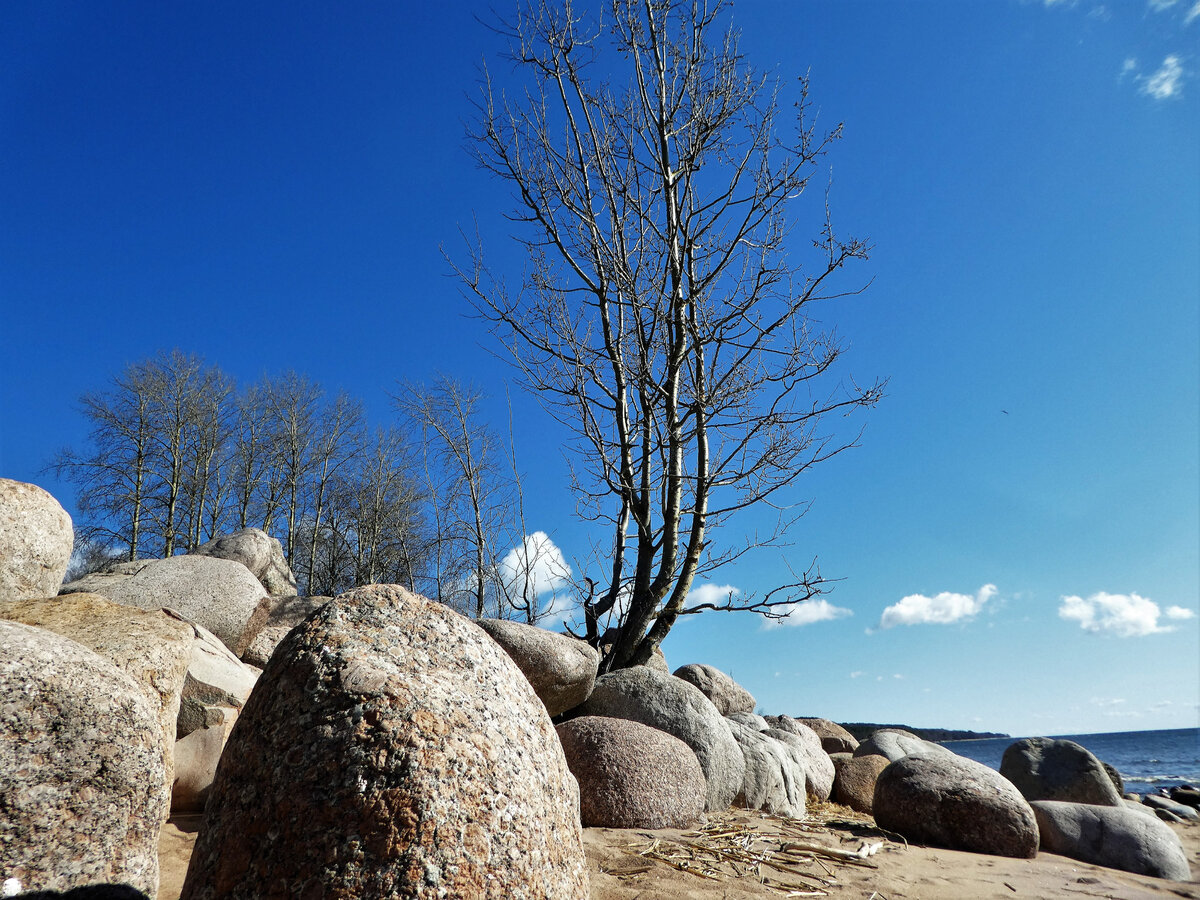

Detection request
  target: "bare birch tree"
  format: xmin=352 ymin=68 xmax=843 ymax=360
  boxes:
xmin=457 ymin=0 xmax=885 ymax=669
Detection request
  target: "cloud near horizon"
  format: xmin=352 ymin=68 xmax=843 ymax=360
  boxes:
xmin=876 ymin=584 xmax=997 ymax=629
xmin=762 ymin=598 xmax=854 ymax=628
xmin=1058 ymin=591 xmax=1185 ymax=637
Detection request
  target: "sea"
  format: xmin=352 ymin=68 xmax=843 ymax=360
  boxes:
xmin=939 ymin=727 xmax=1200 ymax=794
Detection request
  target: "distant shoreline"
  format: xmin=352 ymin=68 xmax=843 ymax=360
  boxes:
xmin=838 ymin=722 xmax=1009 ymax=743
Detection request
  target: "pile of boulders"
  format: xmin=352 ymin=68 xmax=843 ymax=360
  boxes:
xmin=0 ymin=477 xmax=1193 ymax=897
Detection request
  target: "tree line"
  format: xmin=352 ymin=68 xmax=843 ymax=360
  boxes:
xmin=51 ymin=350 xmax=556 ymax=621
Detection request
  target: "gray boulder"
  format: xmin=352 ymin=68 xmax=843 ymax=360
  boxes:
xmin=238 ymin=595 xmax=329 ymax=668
xmin=726 ymin=711 xmax=769 ymax=731
xmin=797 ymin=717 xmax=859 ymax=754
xmin=0 ymin=479 xmax=72 ymax=602
xmin=727 ymin=721 xmax=806 ymax=817
xmin=477 ymin=618 xmax=599 ymax=717
xmin=189 ymin=528 xmax=297 ymax=597
xmin=574 ymin=666 xmax=746 ymax=811
xmin=1171 ymin=786 xmax=1200 ymax=809
xmin=1032 ymin=800 xmax=1190 ymax=880
xmin=180 ymin=585 xmax=588 ymax=900
xmin=0 ymin=594 xmax=192 ymax=789
xmin=763 ymin=716 xmax=835 ymax=801
xmin=1000 ymin=737 xmax=1123 ymax=807
xmin=874 ymin=753 xmax=1039 ymax=858
xmin=1143 ymin=793 xmax=1200 ymax=820
xmin=853 ymin=728 xmax=952 ymax=763
xmin=673 ymin=663 xmax=756 ymax=716
xmin=833 ymin=753 xmax=889 ymax=814
xmin=64 ymin=554 xmax=271 ymax=655
xmin=557 ymin=715 xmax=706 ymax=829
xmin=0 ymin=621 xmax=168 ymax=896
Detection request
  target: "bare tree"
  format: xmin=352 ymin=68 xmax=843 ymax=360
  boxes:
xmin=457 ymin=0 xmax=884 ymax=669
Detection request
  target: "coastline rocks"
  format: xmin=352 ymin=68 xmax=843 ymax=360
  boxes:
xmin=1000 ymin=738 xmax=1123 ymax=807
xmin=727 ymin=721 xmax=805 ymax=817
xmin=766 ymin=724 xmax=835 ymax=802
xmin=727 ymin=711 xmax=769 ymax=731
xmin=574 ymin=667 xmax=745 ymax=812
xmin=1031 ymin=800 xmax=1191 ymax=880
xmin=796 ymin=718 xmax=859 ymax=755
xmin=1 ymin=621 xmax=168 ymax=896
xmin=833 ymin=754 xmax=889 ymax=814
xmin=672 ymin=663 xmax=756 ymax=716
xmin=181 ymin=584 xmax=588 ymax=900
xmin=873 ymin=753 xmax=1039 ymax=859
xmin=1143 ymin=793 xmax=1200 ymax=821
xmin=238 ymin=595 xmax=330 ymax=668
xmin=1170 ymin=786 xmax=1200 ymax=809
xmin=0 ymin=594 xmax=192 ymax=788
xmin=557 ymin=716 xmax=705 ymax=829
xmin=63 ymin=555 xmax=271 ymax=655
xmin=0 ymin=479 xmax=72 ymax=602
xmin=854 ymin=728 xmax=952 ymax=763
xmin=477 ymin=618 xmax=599 ymax=717
xmin=189 ymin=528 xmax=297 ymax=597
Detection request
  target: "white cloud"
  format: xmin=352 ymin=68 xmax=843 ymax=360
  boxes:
xmin=1186 ymin=1 xmax=1200 ymax=24
xmin=763 ymin=598 xmax=853 ymax=628
xmin=849 ymin=670 xmax=865 ymax=679
xmin=1059 ymin=591 xmax=1178 ymax=637
xmin=877 ymin=584 xmax=997 ymax=629
xmin=1140 ymin=55 xmax=1185 ymax=99
xmin=1149 ymin=0 xmax=1180 ymax=10
xmin=499 ymin=530 xmax=571 ymax=600
xmin=1091 ymin=697 xmax=1126 ymax=707
xmin=1166 ymin=605 xmax=1197 ymax=620
xmin=1120 ymin=58 xmax=1139 ymax=81
xmin=685 ymin=583 xmax=740 ymax=609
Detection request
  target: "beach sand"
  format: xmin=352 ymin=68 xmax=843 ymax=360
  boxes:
xmin=158 ymin=802 xmax=1200 ymax=899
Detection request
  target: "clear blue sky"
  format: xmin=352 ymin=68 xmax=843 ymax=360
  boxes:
xmin=2 ymin=1 xmax=1197 ymax=737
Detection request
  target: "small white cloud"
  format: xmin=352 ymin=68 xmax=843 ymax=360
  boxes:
xmin=1059 ymin=592 xmax=1178 ymax=637
xmin=1151 ymin=700 xmax=1174 ymax=709
xmin=893 ymin=673 xmax=904 ymax=680
xmin=764 ymin=598 xmax=854 ymax=628
xmin=686 ymin=583 xmax=740 ymax=609
xmin=1166 ymin=605 xmax=1196 ymax=620
xmin=1186 ymin=0 xmax=1200 ymax=23
xmin=1120 ymin=58 xmax=1139 ymax=81
xmin=499 ymin=531 xmax=571 ymax=599
xmin=1091 ymin=697 xmax=1126 ymax=707
xmin=849 ymin=670 xmax=865 ymax=679
xmin=1149 ymin=0 xmax=1180 ymax=10
xmin=1140 ymin=55 xmax=1185 ymax=99
xmin=877 ymin=584 xmax=997 ymax=629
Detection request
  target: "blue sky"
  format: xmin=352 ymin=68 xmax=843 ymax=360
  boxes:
xmin=2 ymin=0 xmax=1197 ymax=737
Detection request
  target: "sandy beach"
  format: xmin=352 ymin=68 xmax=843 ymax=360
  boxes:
xmin=158 ymin=802 xmax=1200 ymax=900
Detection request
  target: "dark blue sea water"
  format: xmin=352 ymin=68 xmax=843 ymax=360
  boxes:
xmin=940 ymin=727 xmax=1200 ymax=794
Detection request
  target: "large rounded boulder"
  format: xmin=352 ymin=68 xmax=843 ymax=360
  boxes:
xmin=557 ymin=715 xmax=705 ymax=829
xmin=764 ymin=716 xmax=835 ymax=801
xmin=0 ymin=479 xmax=72 ymax=602
xmin=853 ymin=728 xmax=952 ymax=763
xmin=873 ymin=753 xmax=1040 ymax=859
xmin=477 ymin=619 xmax=599 ymax=717
xmin=189 ymin=528 xmax=298 ymax=597
xmin=1032 ymin=800 xmax=1190 ymax=880
xmin=727 ymin=720 xmax=806 ymax=817
xmin=0 ymin=594 xmax=192 ymax=788
xmin=672 ymin=663 xmax=756 ymax=716
xmin=573 ymin=666 xmax=745 ymax=811
xmin=180 ymin=584 xmax=588 ymax=900
xmin=65 ymin=554 xmax=271 ymax=655
xmin=238 ymin=595 xmax=330 ymax=668
xmin=1000 ymin=737 xmax=1123 ymax=807
xmin=0 ymin=621 xmax=169 ymax=896
xmin=833 ymin=754 xmax=890 ymax=814
xmin=796 ymin=717 xmax=859 ymax=754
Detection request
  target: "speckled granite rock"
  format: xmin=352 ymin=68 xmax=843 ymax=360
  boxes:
xmin=0 ymin=621 xmax=168 ymax=896
xmin=180 ymin=584 xmax=588 ymax=900
xmin=477 ymin=619 xmax=599 ymax=717
xmin=0 ymin=594 xmax=192 ymax=789
xmin=574 ymin=667 xmax=745 ymax=812
xmin=238 ymin=595 xmax=329 ymax=668
xmin=833 ymin=753 xmax=889 ymax=814
xmin=63 ymin=554 xmax=270 ymax=655
xmin=557 ymin=715 xmax=705 ymax=829
xmin=727 ymin=721 xmax=806 ymax=817
xmin=0 ymin=479 xmax=72 ymax=602
xmin=796 ymin=717 xmax=859 ymax=754
xmin=874 ymin=752 xmax=1039 ymax=859
xmin=189 ymin=528 xmax=298 ymax=597
xmin=672 ymin=663 xmax=756 ymax=716
xmin=853 ymin=727 xmax=953 ymax=763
